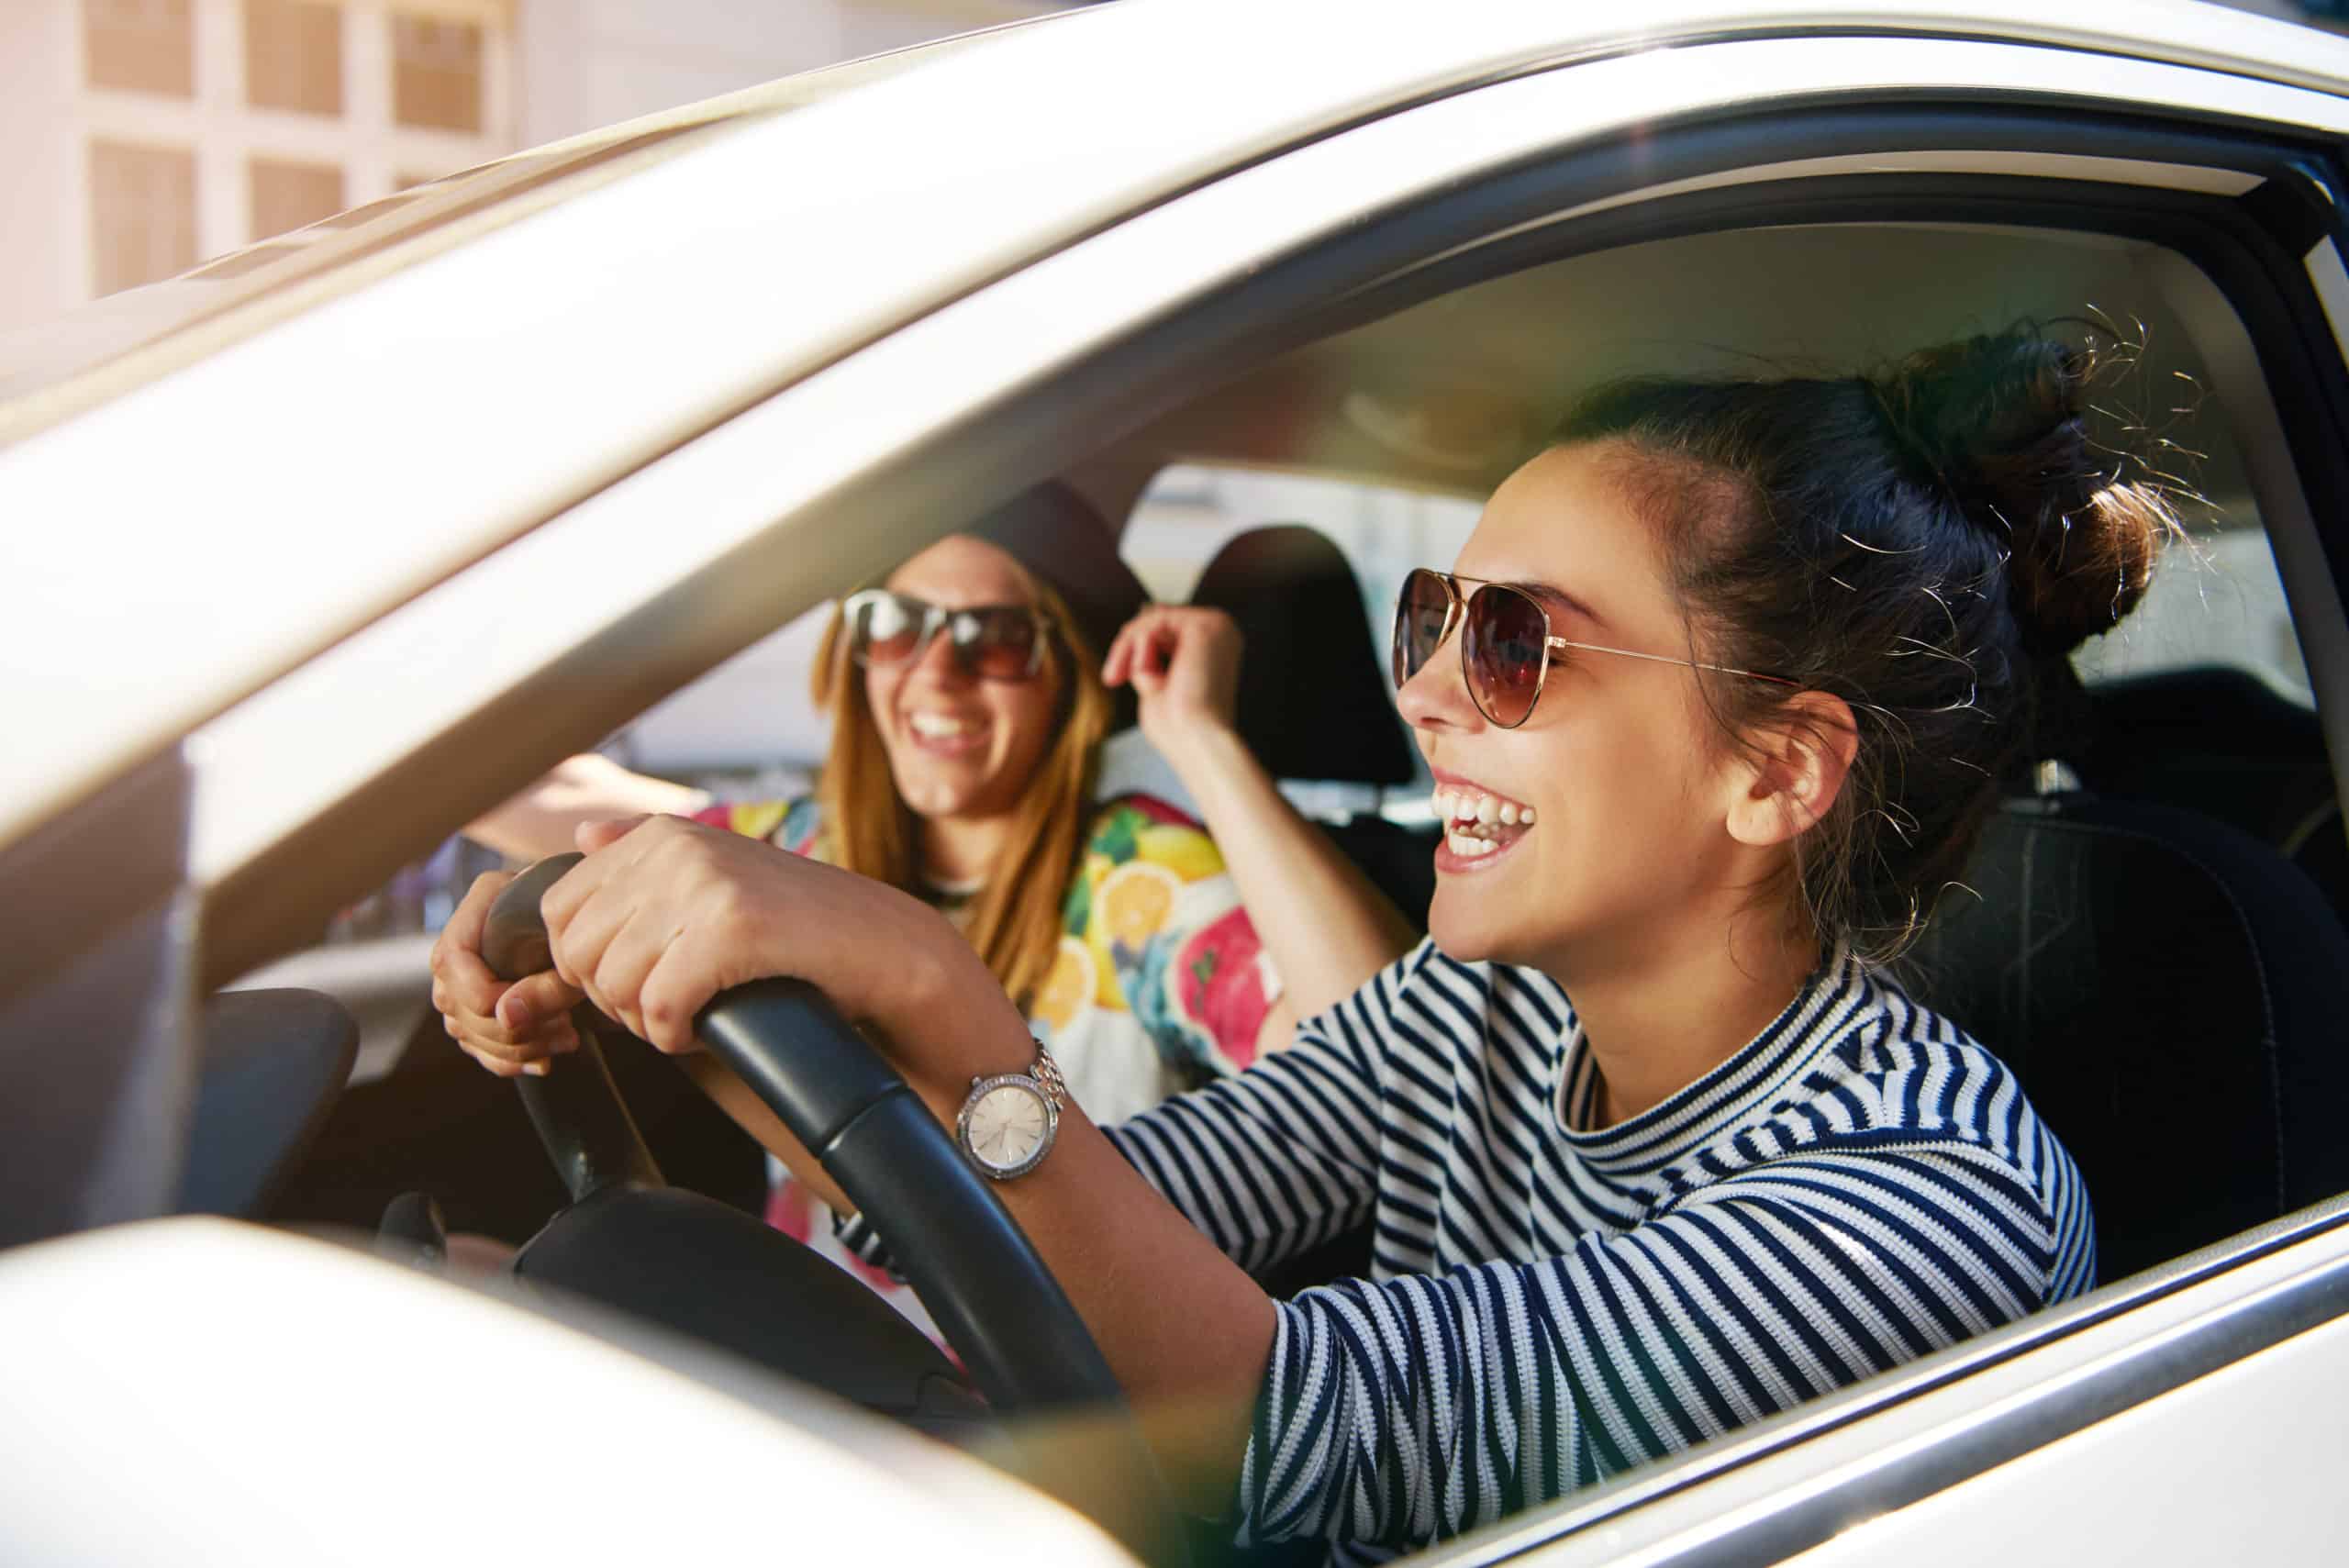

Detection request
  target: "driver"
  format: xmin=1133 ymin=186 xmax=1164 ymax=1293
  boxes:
xmin=437 ymin=331 xmax=2152 ymax=1561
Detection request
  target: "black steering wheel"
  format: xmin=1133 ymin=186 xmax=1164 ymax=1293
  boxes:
xmin=480 ymin=854 xmax=1188 ymax=1564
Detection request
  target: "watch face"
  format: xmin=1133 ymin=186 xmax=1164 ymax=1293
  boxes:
xmin=962 ymin=1080 xmax=1052 ymax=1175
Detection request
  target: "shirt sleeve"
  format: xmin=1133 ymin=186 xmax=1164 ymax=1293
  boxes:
xmin=1074 ymin=795 xmax=1283 ymax=1080
xmin=1236 ymin=1139 xmax=2071 ymax=1549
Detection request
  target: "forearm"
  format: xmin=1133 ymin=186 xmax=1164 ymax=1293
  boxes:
xmin=688 ymin=1011 xmax=1273 ymax=1512
xmin=962 ymin=1106 xmax=1274 ymax=1511
xmin=1162 ymin=726 xmax=1417 ymax=1017
xmin=465 ymin=753 xmax=710 ymax=862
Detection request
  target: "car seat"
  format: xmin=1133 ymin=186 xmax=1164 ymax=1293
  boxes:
xmin=1188 ymin=524 xmax=1437 ymax=924
xmin=1899 ymin=789 xmax=2349 ymax=1285
xmin=2080 ymin=665 xmax=2345 ymax=924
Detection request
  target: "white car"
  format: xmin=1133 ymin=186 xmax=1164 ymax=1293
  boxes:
xmin=6 ymin=3 xmax=2349 ymax=1562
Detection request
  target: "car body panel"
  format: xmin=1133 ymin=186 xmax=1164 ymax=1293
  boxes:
xmin=0 ymin=1217 xmax=1132 ymax=1566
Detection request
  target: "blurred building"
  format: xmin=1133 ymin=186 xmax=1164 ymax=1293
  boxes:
xmin=0 ymin=0 xmax=1089 ymax=339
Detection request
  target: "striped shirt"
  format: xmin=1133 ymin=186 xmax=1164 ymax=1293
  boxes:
xmin=1101 ymin=939 xmax=2095 ymax=1559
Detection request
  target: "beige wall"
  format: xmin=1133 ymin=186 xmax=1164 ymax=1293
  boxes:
xmin=1 ymin=0 xmax=1063 ymax=339
xmin=0 ymin=0 xmax=515 ymax=337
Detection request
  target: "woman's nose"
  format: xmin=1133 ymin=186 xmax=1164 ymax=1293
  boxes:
xmin=1394 ymin=628 xmax=1481 ymax=734
xmin=907 ymin=625 xmax=974 ymax=686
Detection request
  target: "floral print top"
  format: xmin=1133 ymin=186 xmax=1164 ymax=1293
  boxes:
xmin=691 ymin=793 xmax=1282 ymax=1121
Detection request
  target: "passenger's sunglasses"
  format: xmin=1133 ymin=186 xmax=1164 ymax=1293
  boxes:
xmin=842 ymin=589 xmax=1052 ymax=682
xmin=1390 ymin=567 xmax=1795 ymax=728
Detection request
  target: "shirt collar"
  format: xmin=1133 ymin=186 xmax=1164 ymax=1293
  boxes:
xmin=1553 ymin=944 xmax=1871 ymax=1179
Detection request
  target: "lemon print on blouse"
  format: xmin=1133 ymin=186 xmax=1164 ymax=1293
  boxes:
xmin=1133 ymin=823 xmax=1224 ymax=883
xmin=1088 ymin=861 xmax=1183 ymax=1007
xmin=1032 ymin=936 xmax=1097 ymax=1034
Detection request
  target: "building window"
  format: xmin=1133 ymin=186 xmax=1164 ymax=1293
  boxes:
xmin=245 ymin=0 xmax=343 ymax=116
xmin=392 ymin=14 xmax=483 ymax=133
xmin=84 ymin=0 xmax=194 ymax=97
xmin=250 ymin=157 xmax=346 ymax=239
xmin=89 ymin=139 xmax=198 ymax=295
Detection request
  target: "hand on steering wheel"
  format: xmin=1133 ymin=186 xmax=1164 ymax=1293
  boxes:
xmin=430 ymin=868 xmax=584 ymax=1078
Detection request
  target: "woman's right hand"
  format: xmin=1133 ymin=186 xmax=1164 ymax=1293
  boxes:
xmin=429 ymin=870 xmax=587 ymax=1078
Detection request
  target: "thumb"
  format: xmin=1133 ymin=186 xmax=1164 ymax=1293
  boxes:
xmin=576 ymin=814 xmax=651 ymax=853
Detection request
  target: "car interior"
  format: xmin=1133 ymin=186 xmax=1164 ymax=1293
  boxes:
xmin=150 ymin=193 xmax=2349 ymax=1551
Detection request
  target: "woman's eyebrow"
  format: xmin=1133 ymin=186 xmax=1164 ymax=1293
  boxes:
xmin=1520 ymin=580 xmax=1609 ymax=632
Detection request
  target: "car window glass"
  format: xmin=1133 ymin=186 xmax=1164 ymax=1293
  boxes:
xmin=2072 ymin=516 xmax=2311 ymax=705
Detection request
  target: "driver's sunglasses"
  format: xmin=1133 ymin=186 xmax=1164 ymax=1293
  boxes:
xmin=1391 ymin=567 xmax=1797 ymax=728
xmin=842 ymin=588 xmax=1052 ymax=682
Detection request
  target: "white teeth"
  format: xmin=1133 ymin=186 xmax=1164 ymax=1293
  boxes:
xmin=910 ymin=713 xmax=977 ymax=739
xmin=1433 ymin=784 xmax=1534 ymax=830
xmin=1447 ymin=833 xmax=1497 ymax=858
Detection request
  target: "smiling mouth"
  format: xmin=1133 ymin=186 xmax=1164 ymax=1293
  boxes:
xmin=906 ymin=712 xmax=987 ymax=754
xmin=1432 ymin=784 xmax=1537 ymax=862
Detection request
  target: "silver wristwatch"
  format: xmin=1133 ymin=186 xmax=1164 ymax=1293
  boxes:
xmin=955 ymin=1040 xmax=1067 ymax=1180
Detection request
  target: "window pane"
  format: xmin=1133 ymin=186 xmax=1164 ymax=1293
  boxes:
xmin=84 ymin=0 xmax=194 ymax=97
xmin=245 ymin=0 xmax=343 ymax=117
xmin=392 ymin=15 xmax=482 ymax=133
xmin=89 ymin=139 xmax=197 ymax=295
xmin=250 ymin=157 xmax=346 ymax=240
xmin=2072 ymin=523 xmax=2312 ymax=705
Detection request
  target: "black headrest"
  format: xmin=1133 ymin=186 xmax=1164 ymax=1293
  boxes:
xmin=1189 ymin=525 xmax=1417 ymax=787
xmin=1899 ymin=795 xmax=2349 ymax=1284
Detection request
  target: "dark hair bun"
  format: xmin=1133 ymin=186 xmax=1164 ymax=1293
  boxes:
xmin=1871 ymin=332 xmax=2174 ymax=653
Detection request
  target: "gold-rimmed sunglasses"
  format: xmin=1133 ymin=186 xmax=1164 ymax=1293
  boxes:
xmin=1390 ymin=568 xmax=1796 ymax=728
xmin=841 ymin=588 xmax=1053 ymax=682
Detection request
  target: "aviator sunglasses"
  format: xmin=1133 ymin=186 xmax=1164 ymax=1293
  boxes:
xmin=1391 ymin=567 xmax=1795 ymax=728
xmin=842 ymin=588 xmax=1052 ymax=682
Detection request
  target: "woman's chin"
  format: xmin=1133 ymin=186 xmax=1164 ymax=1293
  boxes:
xmin=1426 ymin=890 xmax=1506 ymax=964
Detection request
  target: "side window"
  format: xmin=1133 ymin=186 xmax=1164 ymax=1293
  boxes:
xmin=2070 ymin=517 xmax=2312 ymax=706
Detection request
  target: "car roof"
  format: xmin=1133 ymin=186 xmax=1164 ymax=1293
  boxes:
xmin=4 ymin=0 xmax=2343 ymax=855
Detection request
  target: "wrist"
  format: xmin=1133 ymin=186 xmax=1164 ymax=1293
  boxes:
xmin=1158 ymin=716 xmax=1250 ymax=786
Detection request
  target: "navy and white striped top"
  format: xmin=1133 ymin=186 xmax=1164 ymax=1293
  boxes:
xmin=1097 ymin=939 xmax=2095 ymax=1558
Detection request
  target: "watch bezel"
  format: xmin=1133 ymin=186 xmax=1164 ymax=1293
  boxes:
xmin=956 ymin=1071 xmax=1060 ymax=1179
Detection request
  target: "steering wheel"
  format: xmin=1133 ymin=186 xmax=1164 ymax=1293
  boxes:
xmin=481 ymin=853 xmax=1189 ymax=1564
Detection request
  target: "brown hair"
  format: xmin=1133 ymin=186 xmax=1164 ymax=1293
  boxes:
xmin=1556 ymin=328 xmax=2182 ymax=962
xmin=808 ymin=565 xmax=1112 ymax=1008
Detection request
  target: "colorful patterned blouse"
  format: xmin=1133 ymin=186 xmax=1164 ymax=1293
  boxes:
xmin=688 ymin=793 xmax=1282 ymax=1331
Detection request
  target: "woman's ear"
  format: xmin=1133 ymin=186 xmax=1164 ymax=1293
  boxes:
xmin=1725 ymin=690 xmax=1858 ymax=848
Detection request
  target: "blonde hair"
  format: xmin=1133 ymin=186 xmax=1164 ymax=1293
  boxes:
xmin=809 ymin=567 xmax=1111 ymax=1009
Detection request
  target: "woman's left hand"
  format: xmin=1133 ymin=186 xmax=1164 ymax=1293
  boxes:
xmin=1102 ymin=605 xmax=1244 ymax=764
xmin=540 ymin=814 xmax=1022 ymax=1093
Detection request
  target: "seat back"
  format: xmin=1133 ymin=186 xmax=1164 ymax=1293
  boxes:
xmin=1900 ymin=795 xmax=2349 ymax=1284
xmin=1189 ymin=524 xmax=1435 ymax=926
xmin=1189 ymin=524 xmax=1418 ymax=787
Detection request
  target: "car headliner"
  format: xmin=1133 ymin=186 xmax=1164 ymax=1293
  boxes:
xmin=4 ymin=1 xmax=2342 ymax=863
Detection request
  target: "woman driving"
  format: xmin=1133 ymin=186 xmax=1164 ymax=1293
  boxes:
xmin=438 ymin=331 xmax=2157 ymax=1560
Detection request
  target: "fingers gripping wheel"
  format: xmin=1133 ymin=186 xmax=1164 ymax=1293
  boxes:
xmin=481 ymin=854 xmax=1189 ymax=1566
xmin=481 ymin=852 xmax=662 ymax=1201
